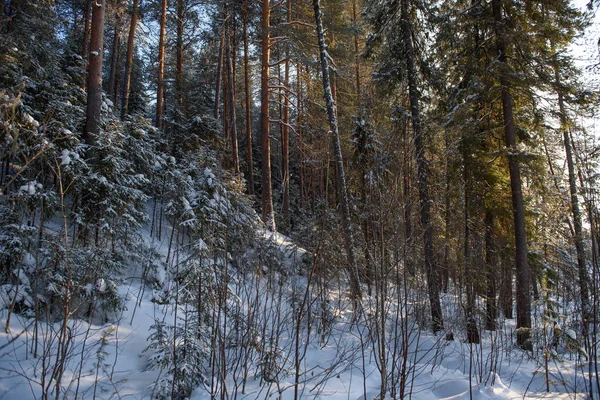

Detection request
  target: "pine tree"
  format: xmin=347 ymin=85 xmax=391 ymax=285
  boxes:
xmin=84 ymin=0 xmax=106 ymax=145
xmin=121 ymin=0 xmax=139 ymax=118
xmin=260 ymin=0 xmax=276 ymax=231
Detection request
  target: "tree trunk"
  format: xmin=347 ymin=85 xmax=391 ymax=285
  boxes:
xmin=83 ymin=0 xmax=106 ymax=145
xmin=108 ymin=19 xmax=120 ymax=107
xmin=443 ymin=127 xmax=451 ymax=292
xmin=214 ymin=8 xmax=225 ymax=121
xmin=260 ymin=0 xmax=276 ymax=231
xmin=463 ymin=152 xmax=479 ymax=343
xmin=226 ymin=23 xmax=239 ymax=174
xmin=242 ymin=0 xmax=254 ymax=194
xmin=313 ymin=0 xmax=362 ymax=307
xmin=156 ymin=0 xmax=167 ymax=128
xmin=400 ymin=0 xmax=443 ymax=332
xmin=176 ymin=0 xmax=184 ymax=107
xmin=0 ymin=0 xmax=4 ymax=33
xmin=492 ymin=0 xmax=531 ymax=349
xmin=485 ymin=209 xmax=497 ymax=331
xmin=81 ymin=0 xmax=92 ymax=89
xmin=121 ymin=0 xmax=139 ymax=118
xmin=297 ymin=62 xmax=304 ymax=207
xmin=281 ymin=0 xmax=291 ymax=229
xmin=352 ymin=0 xmax=361 ymax=97
xmin=555 ymin=63 xmax=591 ymax=328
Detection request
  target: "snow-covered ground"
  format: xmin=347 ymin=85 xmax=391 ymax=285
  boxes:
xmin=0 ymin=221 xmax=593 ymax=399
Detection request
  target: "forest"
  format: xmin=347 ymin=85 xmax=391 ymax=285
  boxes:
xmin=1 ymin=0 xmax=600 ymax=398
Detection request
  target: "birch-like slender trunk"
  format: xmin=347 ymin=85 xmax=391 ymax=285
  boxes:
xmin=312 ymin=0 xmax=361 ymax=306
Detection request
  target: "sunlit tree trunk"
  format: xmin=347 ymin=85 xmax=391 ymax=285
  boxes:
xmin=156 ymin=0 xmax=167 ymax=128
xmin=121 ymin=0 xmax=139 ymax=118
xmin=175 ymin=0 xmax=184 ymax=107
xmin=261 ymin=0 xmax=276 ymax=231
xmin=281 ymin=0 xmax=291 ymax=229
xmin=242 ymin=0 xmax=254 ymax=194
xmin=226 ymin=18 xmax=239 ymax=173
xmin=83 ymin=0 xmax=106 ymax=145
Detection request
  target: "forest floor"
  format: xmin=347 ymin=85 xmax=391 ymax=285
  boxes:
xmin=0 ymin=218 xmax=593 ymax=399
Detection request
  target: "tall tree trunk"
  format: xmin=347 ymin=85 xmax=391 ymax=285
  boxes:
xmin=485 ymin=209 xmax=497 ymax=331
xmin=463 ymin=152 xmax=479 ymax=343
xmin=175 ymin=0 xmax=184 ymax=107
xmin=260 ymin=0 xmax=276 ymax=231
xmin=0 ymin=0 xmax=4 ymax=33
xmin=352 ymin=0 xmax=361 ymax=97
xmin=83 ymin=0 xmax=106 ymax=145
xmin=242 ymin=0 xmax=254 ymax=194
xmin=443 ymin=127 xmax=451 ymax=292
xmin=214 ymin=8 xmax=226 ymax=121
xmin=281 ymin=0 xmax=292 ymax=229
xmin=555 ymin=64 xmax=591 ymax=326
xmin=400 ymin=0 xmax=443 ymax=332
xmin=108 ymin=19 xmax=120 ymax=107
xmin=297 ymin=62 xmax=305 ymax=206
xmin=81 ymin=0 xmax=92 ymax=89
xmin=121 ymin=0 xmax=139 ymax=118
xmin=403 ymin=117 xmax=414 ymax=277
xmin=226 ymin=22 xmax=239 ymax=173
xmin=313 ymin=0 xmax=362 ymax=306
xmin=156 ymin=0 xmax=167 ymax=128
xmin=492 ymin=0 xmax=531 ymax=349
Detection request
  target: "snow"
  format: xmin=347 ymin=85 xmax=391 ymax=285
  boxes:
xmin=0 ymin=205 xmax=592 ymax=400
xmin=60 ymin=148 xmax=71 ymax=165
xmin=565 ymin=329 xmax=576 ymax=341
xmin=19 ymin=180 xmax=38 ymax=195
xmin=23 ymin=112 xmax=39 ymax=128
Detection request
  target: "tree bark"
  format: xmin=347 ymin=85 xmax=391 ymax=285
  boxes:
xmin=156 ymin=0 xmax=167 ymax=128
xmin=492 ymin=0 xmax=531 ymax=349
xmin=555 ymin=63 xmax=591 ymax=326
xmin=0 ymin=0 xmax=4 ymax=33
xmin=108 ymin=19 xmax=120 ymax=107
xmin=352 ymin=0 xmax=361 ymax=97
xmin=81 ymin=0 xmax=92 ymax=89
xmin=214 ymin=8 xmax=225 ymax=121
xmin=226 ymin=21 xmax=239 ymax=173
xmin=313 ymin=0 xmax=362 ymax=306
xmin=243 ymin=0 xmax=254 ymax=194
xmin=175 ymin=0 xmax=184 ymax=107
xmin=260 ymin=0 xmax=276 ymax=231
xmin=485 ymin=209 xmax=497 ymax=331
xmin=121 ymin=0 xmax=139 ymax=118
xmin=400 ymin=0 xmax=443 ymax=332
xmin=463 ymin=151 xmax=479 ymax=343
xmin=83 ymin=0 xmax=106 ymax=145
xmin=281 ymin=0 xmax=291 ymax=229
